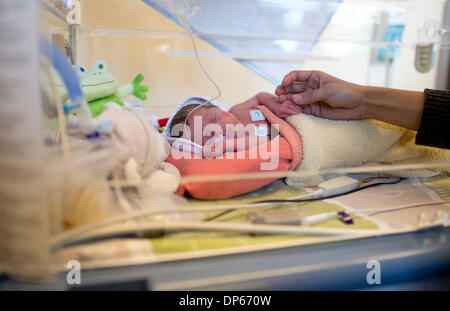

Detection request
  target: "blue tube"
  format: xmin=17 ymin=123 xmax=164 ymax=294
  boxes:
xmin=38 ymin=33 xmax=84 ymax=102
xmin=39 ymin=34 xmax=96 ymax=133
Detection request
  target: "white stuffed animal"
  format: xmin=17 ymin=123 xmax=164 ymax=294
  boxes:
xmin=97 ymin=103 xmax=180 ymax=193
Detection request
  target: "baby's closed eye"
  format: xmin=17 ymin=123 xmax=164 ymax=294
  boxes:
xmin=205 ymin=110 xmax=218 ymax=122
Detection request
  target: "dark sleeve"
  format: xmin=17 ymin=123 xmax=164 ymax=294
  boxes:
xmin=415 ymin=88 xmax=450 ymax=149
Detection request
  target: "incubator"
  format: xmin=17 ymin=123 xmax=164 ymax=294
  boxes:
xmin=0 ymin=0 xmax=450 ymax=290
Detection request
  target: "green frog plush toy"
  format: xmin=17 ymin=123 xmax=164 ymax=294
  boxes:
xmin=76 ymin=61 xmax=149 ymax=117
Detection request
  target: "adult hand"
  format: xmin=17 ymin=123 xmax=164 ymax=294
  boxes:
xmin=275 ymin=70 xmax=425 ymax=131
xmin=275 ymin=70 xmax=366 ymax=120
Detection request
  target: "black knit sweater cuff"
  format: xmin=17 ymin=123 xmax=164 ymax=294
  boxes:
xmin=415 ymin=88 xmax=450 ymax=149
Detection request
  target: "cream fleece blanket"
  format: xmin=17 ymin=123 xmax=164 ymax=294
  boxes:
xmin=286 ymin=114 xmax=450 ymax=187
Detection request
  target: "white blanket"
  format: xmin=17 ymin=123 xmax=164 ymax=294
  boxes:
xmin=286 ymin=114 xmax=450 ymax=187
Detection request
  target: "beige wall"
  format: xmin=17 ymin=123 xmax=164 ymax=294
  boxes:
xmin=78 ymin=0 xmax=275 ymax=117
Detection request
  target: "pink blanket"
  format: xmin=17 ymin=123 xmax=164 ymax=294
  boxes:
xmin=167 ymin=106 xmax=303 ymax=199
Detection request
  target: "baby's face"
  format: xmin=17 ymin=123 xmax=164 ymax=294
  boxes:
xmin=187 ymin=107 xmax=238 ymax=145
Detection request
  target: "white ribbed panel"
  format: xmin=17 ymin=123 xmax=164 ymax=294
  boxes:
xmin=0 ymin=0 xmax=51 ymax=280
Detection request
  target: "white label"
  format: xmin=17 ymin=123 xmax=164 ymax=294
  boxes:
xmin=254 ymin=125 xmax=269 ymax=137
xmin=250 ymin=110 xmax=266 ymax=121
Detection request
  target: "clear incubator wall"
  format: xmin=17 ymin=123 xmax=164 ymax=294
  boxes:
xmin=41 ymin=0 xmax=449 ymax=120
xmin=10 ymin=0 xmax=445 ymax=282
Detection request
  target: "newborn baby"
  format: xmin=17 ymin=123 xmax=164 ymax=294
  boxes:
xmin=167 ymin=92 xmax=301 ymax=158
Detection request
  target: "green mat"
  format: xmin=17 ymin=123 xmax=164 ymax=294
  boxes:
xmin=59 ymin=176 xmax=449 ymax=269
xmin=148 ymin=179 xmax=378 ymax=257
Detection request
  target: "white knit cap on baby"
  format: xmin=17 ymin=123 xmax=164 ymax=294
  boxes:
xmin=163 ymin=96 xmax=230 ymax=141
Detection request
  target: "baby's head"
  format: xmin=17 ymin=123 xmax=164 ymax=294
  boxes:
xmin=169 ymin=102 xmax=238 ymax=146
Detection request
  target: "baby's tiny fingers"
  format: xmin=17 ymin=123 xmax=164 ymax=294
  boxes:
xmin=285 ymin=102 xmax=302 ymax=113
xmin=277 ymin=95 xmax=287 ymax=102
xmin=288 ymin=108 xmax=300 ymax=115
xmin=280 ymin=94 xmax=303 ymax=105
xmin=278 ymin=104 xmax=297 ymax=116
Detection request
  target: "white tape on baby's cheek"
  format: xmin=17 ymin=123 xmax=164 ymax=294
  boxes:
xmin=172 ymin=139 xmax=203 ymax=155
xmin=250 ymin=110 xmax=266 ymax=121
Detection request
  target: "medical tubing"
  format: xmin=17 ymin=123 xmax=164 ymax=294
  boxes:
xmin=207 ymin=179 xmax=403 ymax=221
xmin=38 ymin=34 xmax=84 ymax=102
xmin=61 ymin=221 xmax=376 ymax=247
xmin=53 ymin=200 xmax=450 ymax=248
xmin=178 ymin=15 xmax=221 ymax=102
xmin=41 ymin=61 xmax=71 ymax=161
xmin=175 ymin=13 xmax=222 ymax=136
xmin=254 ymin=178 xmax=405 ymax=203
xmin=51 ymin=195 xmax=450 ymax=249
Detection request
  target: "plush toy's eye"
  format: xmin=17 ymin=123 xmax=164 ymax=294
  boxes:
xmin=94 ymin=61 xmax=107 ymax=71
xmin=75 ymin=65 xmax=86 ymax=79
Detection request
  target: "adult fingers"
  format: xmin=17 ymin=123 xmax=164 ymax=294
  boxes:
xmin=300 ymin=103 xmax=325 ymax=117
xmin=301 ymin=103 xmax=360 ymax=120
xmin=318 ymin=106 xmax=362 ymax=120
xmin=281 ymin=70 xmax=314 ymax=88
xmin=294 ymin=85 xmax=334 ymax=106
xmin=275 ymin=82 xmax=306 ymax=96
xmin=302 ymin=104 xmax=312 ymax=115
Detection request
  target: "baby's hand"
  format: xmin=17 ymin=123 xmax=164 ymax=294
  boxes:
xmin=256 ymin=92 xmax=301 ymax=119
xmin=271 ymin=100 xmax=302 ymax=119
